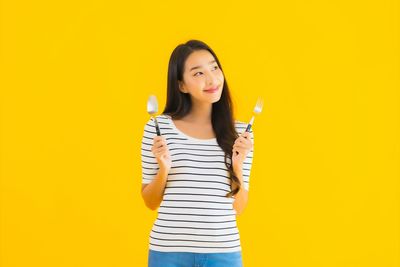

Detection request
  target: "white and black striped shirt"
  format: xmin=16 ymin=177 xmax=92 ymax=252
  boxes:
xmin=141 ymin=114 xmax=254 ymax=253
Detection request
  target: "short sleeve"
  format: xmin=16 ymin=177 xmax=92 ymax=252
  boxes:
xmin=141 ymin=118 xmax=160 ymax=184
xmin=241 ymin=130 xmax=254 ymax=191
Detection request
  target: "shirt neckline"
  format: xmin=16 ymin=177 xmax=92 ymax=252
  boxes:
xmin=163 ymin=114 xmax=217 ymax=143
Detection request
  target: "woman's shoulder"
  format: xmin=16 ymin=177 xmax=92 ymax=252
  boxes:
xmin=144 ymin=114 xmax=170 ymax=124
xmin=234 ymin=119 xmax=247 ymax=126
xmin=234 ymin=119 xmax=248 ymax=130
xmin=155 ymin=114 xmax=171 ymax=121
xmin=234 ymin=119 xmax=254 ymax=136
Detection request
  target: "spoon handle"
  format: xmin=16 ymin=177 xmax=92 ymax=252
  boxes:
xmin=153 ymin=117 xmax=161 ymax=136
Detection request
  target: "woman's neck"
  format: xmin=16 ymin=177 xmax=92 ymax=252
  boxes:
xmin=183 ymin=102 xmax=212 ymax=124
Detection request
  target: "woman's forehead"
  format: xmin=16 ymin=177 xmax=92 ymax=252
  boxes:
xmin=185 ymin=50 xmax=215 ymax=70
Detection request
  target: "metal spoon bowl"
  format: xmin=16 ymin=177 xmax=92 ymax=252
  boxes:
xmin=147 ymin=95 xmax=161 ymax=136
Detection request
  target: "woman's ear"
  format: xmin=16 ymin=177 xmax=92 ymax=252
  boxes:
xmin=178 ymin=81 xmax=188 ymax=93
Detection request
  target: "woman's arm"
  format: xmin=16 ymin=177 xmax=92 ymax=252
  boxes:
xmin=141 ymin=132 xmax=171 ymax=210
xmin=232 ymin=130 xmax=253 ymax=216
xmin=232 ymin=170 xmax=249 ymax=216
xmin=141 ymin=166 xmax=169 ymax=210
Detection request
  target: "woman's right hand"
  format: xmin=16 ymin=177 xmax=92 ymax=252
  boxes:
xmin=151 ymin=136 xmax=172 ymax=172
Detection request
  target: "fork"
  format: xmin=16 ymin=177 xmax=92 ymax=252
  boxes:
xmin=245 ymin=97 xmax=264 ymax=132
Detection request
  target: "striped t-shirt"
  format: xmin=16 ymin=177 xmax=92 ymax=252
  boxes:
xmin=141 ymin=114 xmax=254 ymax=253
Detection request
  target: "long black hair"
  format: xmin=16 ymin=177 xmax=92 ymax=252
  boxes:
xmin=162 ymin=39 xmax=241 ymax=198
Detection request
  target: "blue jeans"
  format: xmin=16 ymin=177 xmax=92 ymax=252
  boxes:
xmin=148 ymin=249 xmax=243 ymax=267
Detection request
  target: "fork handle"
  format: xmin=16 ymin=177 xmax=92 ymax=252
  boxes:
xmin=153 ymin=117 xmax=161 ymax=136
xmin=245 ymin=123 xmax=252 ymax=132
xmin=234 ymin=118 xmax=253 ymax=155
xmin=245 ymin=116 xmax=255 ymax=132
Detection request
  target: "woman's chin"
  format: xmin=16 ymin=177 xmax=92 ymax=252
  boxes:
xmin=211 ymin=95 xmax=222 ymax=103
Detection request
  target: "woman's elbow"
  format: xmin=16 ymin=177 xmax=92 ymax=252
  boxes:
xmin=142 ymin=198 xmax=158 ymax=210
xmin=141 ymin=194 xmax=159 ymax=211
xmin=235 ymin=207 xmax=246 ymax=216
xmin=146 ymin=203 xmax=158 ymax=211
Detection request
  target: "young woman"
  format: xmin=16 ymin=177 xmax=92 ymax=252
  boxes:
xmin=141 ymin=40 xmax=254 ymax=267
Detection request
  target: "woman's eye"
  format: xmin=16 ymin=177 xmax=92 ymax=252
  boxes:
xmin=194 ymin=66 xmax=218 ymax=76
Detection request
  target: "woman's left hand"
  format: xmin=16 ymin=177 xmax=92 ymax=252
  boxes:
xmin=232 ymin=131 xmax=253 ymax=173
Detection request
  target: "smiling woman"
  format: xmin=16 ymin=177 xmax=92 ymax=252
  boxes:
xmin=140 ymin=39 xmax=254 ymax=267
xmin=177 ymin=49 xmax=225 ymax=105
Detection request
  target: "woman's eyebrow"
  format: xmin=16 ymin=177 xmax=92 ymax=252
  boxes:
xmin=189 ymin=60 xmax=217 ymax=71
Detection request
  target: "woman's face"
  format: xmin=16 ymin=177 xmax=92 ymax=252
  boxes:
xmin=179 ymin=49 xmax=224 ymax=104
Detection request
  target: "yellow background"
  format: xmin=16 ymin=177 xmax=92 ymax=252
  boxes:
xmin=1 ymin=0 xmax=399 ymax=266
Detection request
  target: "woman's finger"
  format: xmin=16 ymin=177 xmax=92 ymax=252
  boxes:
xmin=152 ymin=145 xmax=163 ymax=154
xmin=233 ymin=144 xmax=244 ymax=150
xmin=153 ymin=137 xmax=168 ymax=151
xmin=238 ymin=136 xmax=251 ymax=146
xmin=241 ymin=138 xmax=253 ymax=148
xmin=233 ymin=145 xmax=246 ymax=153
xmin=154 ymin=138 xmax=166 ymax=145
xmin=156 ymin=146 xmax=168 ymax=154
xmin=154 ymin=136 xmax=167 ymax=144
xmin=234 ymin=143 xmax=251 ymax=150
xmin=236 ymin=147 xmax=247 ymax=154
xmin=154 ymin=143 xmax=163 ymax=150
xmin=155 ymin=149 xmax=168 ymax=158
xmin=153 ymin=136 xmax=164 ymax=143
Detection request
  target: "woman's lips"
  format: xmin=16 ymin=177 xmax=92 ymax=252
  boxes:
xmin=204 ymin=86 xmax=219 ymax=93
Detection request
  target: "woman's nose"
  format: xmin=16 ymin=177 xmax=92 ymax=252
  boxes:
xmin=206 ymin=73 xmax=218 ymax=85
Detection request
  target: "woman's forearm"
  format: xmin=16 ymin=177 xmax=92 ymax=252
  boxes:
xmin=232 ymin=169 xmax=249 ymax=216
xmin=141 ymin=167 xmax=169 ymax=210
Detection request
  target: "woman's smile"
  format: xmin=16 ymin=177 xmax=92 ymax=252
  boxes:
xmin=203 ymin=84 xmax=221 ymax=93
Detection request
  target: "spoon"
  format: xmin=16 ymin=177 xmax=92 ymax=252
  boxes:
xmin=147 ymin=95 xmax=161 ymax=136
